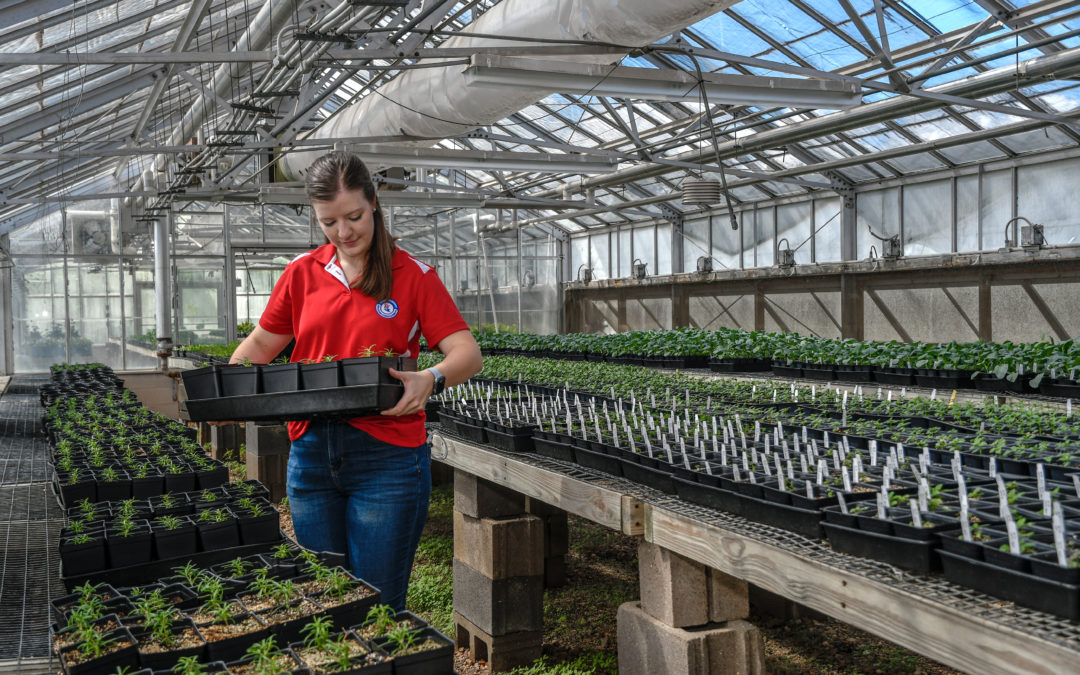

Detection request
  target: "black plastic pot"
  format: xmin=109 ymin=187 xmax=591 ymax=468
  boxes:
xmin=152 ymin=516 xmax=198 ymax=560
xmin=619 ymin=458 xmax=675 ymax=494
xmin=290 ymin=632 xmax=392 ymax=675
xmin=199 ymin=613 xmax=271 ymax=663
xmin=181 ymin=366 xmax=221 ymax=401
xmin=130 ymin=472 xmax=164 ymax=499
xmin=131 ymin=618 xmax=207 ymax=671
xmin=301 ymin=361 xmax=341 ymax=390
xmin=341 ymin=356 xmax=416 ymax=387
xmin=57 ymin=473 xmax=97 ymax=508
xmin=306 ymin=576 xmax=381 ymax=628
xmin=197 ymin=516 xmax=240 ymax=550
xmin=262 ymin=363 xmax=301 ymax=394
xmin=58 ymin=626 xmax=138 ymax=675
xmin=59 ymin=534 xmax=107 ymax=576
xmin=195 ymin=465 xmax=229 ymax=491
xmin=1041 ymin=378 xmax=1080 ymax=398
xmin=233 ymin=503 xmax=281 ymax=545
xmin=374 ymin=626 xmax=454 ymax=675
xmin=163 ymin=469 xmax=197 ymax=494
xmin=106 ymin=523 xmax=153 ymax=568
xmin=95 ymin=471 xmax=132 ymax=502
xmin=219 ymin=365 xmax=261 ymax=397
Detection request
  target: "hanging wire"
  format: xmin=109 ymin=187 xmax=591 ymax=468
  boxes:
xmin=689 ymin=53 xmax=738 ymax=231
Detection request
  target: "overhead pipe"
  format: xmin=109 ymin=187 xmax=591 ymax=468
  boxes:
xmin=280 ymin=0 xmax=739 ymax=178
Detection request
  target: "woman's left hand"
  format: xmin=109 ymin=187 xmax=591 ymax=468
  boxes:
xmin=380 ymin=368 xmax=435 ymax=416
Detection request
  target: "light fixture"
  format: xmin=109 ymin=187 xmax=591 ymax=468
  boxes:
xmin=776 ymin=239 xmax=795 ymax=268
xmin=577 ymin=264 xmax=593 ymax=284
xmin=521 ymin=270 xmax=536 ymax=288
xmin=463 ymin=55 xmax=863 ymax=108
xmin=631 ymin=259 xmax=648 ymax=279
xmin=696 ymin=256 xmax=714 ymax=273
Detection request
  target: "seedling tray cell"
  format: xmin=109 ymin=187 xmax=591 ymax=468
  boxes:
xmin=185 ymin=383 xmax=405 ymax=423
xmin=739 ymin=494 xmax=824 ymax=540
xmin=823 ymin=521 xmax=942 ymax=573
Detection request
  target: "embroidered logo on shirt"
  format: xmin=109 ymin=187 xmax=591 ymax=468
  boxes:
xmin=376 ymin=299 xmax=399 ymax=319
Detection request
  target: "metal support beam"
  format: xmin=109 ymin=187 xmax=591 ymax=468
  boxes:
xmin=0 ymin=0 xmax=70 ymax=32
xmin=154 ymin=210 xmax=172 ymax=368
xmin=0 ymin=233 xmax=10 ymax=374
xmin=462 ymin=55 xmax=862 ymax=108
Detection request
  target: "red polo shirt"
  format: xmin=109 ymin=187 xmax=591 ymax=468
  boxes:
xmin=259 ymin=244 xmax=468 ymax=446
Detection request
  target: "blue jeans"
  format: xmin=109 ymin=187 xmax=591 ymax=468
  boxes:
xmin=286 ymin=421 xmax=431 ymax=611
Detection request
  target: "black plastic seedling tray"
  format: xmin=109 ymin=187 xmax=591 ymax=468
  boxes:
xmin=185 ymin=383 xmax=404 ymax=422
xmin=938 ymin=549 xmax=1080 ymax=621
xmin=823 ymin=521 xmax=942 ymax=573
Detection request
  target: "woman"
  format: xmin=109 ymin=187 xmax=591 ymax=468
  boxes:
xmin=229 ymin=151 xmax=482 ymax=610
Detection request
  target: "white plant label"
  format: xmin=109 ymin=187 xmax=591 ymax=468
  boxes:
xmin=988 ymin=457 xmax=997 ymax=478
xmin=816 ymin=459 xmax=826 ymax=486
xmin=806 ymin=481 xmax=814 ymax=500
xmin=1043 ymin=491 xmax=1053 ymax=517
xmin=876 ymin=489 xmax=887 ymax=518
xmin=1053 ymin=502 xmax=1067 ymax=566
xmin=1036 ymin=463 xmax=1046 ymax=498
xmin=787 ymin=460 xmax=795 ymax=481
xmin=853 ymin=455 xmax=862 ymax=484
xmin=910 ymin=500 xmax=923 ymax=529
xmin=996 ymin=474 xmax=1009 ymax=520
xmin=1005 ymin=517 xmax=1021 ymax=555
xmin=842 ymin=466 xmax=852 ymax=493
xmin=732 ymin=464 xmax=741 ymax=482
xmin=918 ymin=477 xmax=930 ymax=513
xmin=957 ymin=474 xmax=969 ymax=513
xmin=869 ymin=440 xmax=878 ymax=466
xmin=837 ymin=491 xmax=848 ymax=514
xmin=959 ymin=505 xmax=972 ymax=541
xmin=1073 ymin=474 xmax=1080 ymax=498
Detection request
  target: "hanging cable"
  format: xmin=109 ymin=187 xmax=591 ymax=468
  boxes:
xmin=689 ymin=53 xmax=738 ymax=231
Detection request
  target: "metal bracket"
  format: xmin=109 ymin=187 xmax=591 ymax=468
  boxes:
xmin=657 ymin=203 xmax=683 ymax=227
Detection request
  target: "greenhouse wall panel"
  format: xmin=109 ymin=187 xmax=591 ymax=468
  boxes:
xmin=762 ymin=291 xmax=840 ymax=339
xmin=863 ymin=287 xmax=980 ymax=344
xmin=688 ymin=293 xmax=754 ymax=331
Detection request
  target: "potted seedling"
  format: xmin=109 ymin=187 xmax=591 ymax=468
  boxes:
xmin=57 ymin=624 xmax=138 ymax=675
xmin=373 ymin=623 xmax=454 ymax=674
xmin=220 ymin=361 xmax=261 ymax=398
xmin=290 ymin=615 xmax=388 ymax=675
xmin=261 ymin=357 xmax=302 ymax=394
xmin=232 ymin=497 xmax=281 ymax=545
xmin=192 ymin=577 xmax=270 ymax=663
xmin=300 ymin=355 xmax=342 ymax=390
xmin=303 ymin=566 xmax=379 ymax=627
xmin=192 ymin=455 xmax=230 ymax=491
xmin=169 ymin=656 xmax=231 ymax=675
xmin=105 ymin=515 xmax=153 ymax=568
xmin=226 ymin=635 xmax=305 ymax=675
xmin=151 ymin=491 xmax=191 ymax=517
xmin=197 ymin=507 xmax=240 ymax=550
xmin=129 ymin=460 xmax=164 ymax=499
xmin=60 ymin=530 xmax=107 ymax=577
xmin=152 ymin=514 xmax=197 ymax=560
xmin=180 ymin=365 xmax=222 ymax=401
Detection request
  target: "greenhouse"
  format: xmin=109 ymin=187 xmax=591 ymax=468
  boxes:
xmin=1 ymin=0 xmax=1079 ymax=673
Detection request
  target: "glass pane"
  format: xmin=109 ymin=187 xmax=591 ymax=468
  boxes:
xmin=174 ymin=258 xmax=226 ymax=345
xmin=683 ymin=218 xmax=709 ymax=272
xmin=980 ymin=170 xmax=1012 ymax=250
xmin=815 ymin=197 xmax=843 ymax=263
xmin=589 ymin=233 xmax=610 ymax=280
xmin=712 ymin=214 xmax=740 ymax=270
xmin=570 ymin=237 xmax=589 ymax=280
xmin=856 ymin=188 xmax=900 ymax=260
xmin=903 ymin=181 xmax=952 ymax=256
xmin=777 ymin=202 xmax=813 ymax=264
xmin=633 ymin=227 xmax=654 ymax=274
xmin=956 ymin=175 xmax=981 ymax=253
xmin=1017 ymin=157 xmax=1080 ymax=246
xmin=657 ymin=224 xmax=671 ymax=275
xmin=617 ymin=229 xmax=631 ymax=278
xmin=12 ymin=260 xmax=68 ymax=372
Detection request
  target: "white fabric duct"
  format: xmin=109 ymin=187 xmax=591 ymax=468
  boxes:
xmin=280 ymin=0 xmax=737 ymax=178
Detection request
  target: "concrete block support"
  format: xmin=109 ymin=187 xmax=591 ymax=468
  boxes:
xmin=526 ymin=498 xmax=569 ymax=588
xmin=454 ymin=470 xmax=525 ymax=518
xmin=245 ymin=422 xmax=290 ymax=503
xmin=638 ymin=540 xmax=751 ymax=627
xmin=617 ymin=602 xmax=765 ymax=675
xmin=453 ymin=511 xmax=544 ymax=579
xmin=454 ymin=611 xmax=542 ymax=673
xmin=452 ymin=559 xmax=543 ymax=635
xmin=210 ymin=423 xmax=246 ymax=463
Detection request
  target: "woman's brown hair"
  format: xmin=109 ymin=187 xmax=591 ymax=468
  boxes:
xmin=305 ymin=151 xmax=395 ymax=301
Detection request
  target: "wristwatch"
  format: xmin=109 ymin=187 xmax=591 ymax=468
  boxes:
xmin=427 ymin=366 xmax=446 ymax=395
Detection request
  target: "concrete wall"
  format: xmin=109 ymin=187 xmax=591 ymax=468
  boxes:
xmin=120 ymin=372 xmax=181 ymax=420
